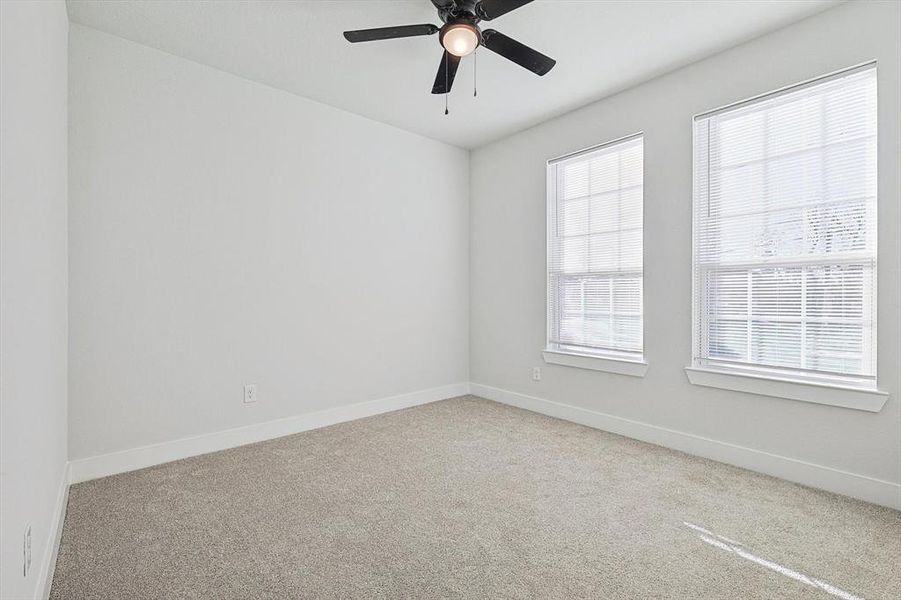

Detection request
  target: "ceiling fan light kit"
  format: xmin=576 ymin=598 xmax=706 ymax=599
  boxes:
xmin=342 ymin=0 xmax=555 ymax=110
xmin=441 ymin=22 xmax=480 ymax=57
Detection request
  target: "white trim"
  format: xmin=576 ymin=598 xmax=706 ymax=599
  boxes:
xmin=693 ymin=60 xmax=876 ymax=121
xmin=469 ymin=383 xmax=901 ymax=510
xmin=685 ymin=366 xmax=888 ymax=412
xmin=547 ymin=131 xmax=644 ymax=165
xmin=543 ymin=350 xmax=648 ymax=377
xmin=37 ymin=463 xmax=69 ymax=600
xmin=68 ymin=383 xmax=470 ymax=484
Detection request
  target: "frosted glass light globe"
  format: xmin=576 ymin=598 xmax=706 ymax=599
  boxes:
xmin=442 ymin=25 xmax=479 ymax=57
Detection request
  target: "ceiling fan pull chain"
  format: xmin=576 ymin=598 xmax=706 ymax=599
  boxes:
xmin=473 ymin=48 xmax=478 ymax=97
xmin=444 ymin=51 xmax=450 ymax=115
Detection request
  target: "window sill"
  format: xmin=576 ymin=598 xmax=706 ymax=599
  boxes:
xmin=684 ymin=366 xmax=888 ymax=412
xmin=543 ymin=350 xmax=648 ymax=377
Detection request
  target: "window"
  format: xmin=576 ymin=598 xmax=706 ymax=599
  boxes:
xmin=692 ymin=64 xmax=877 ymax=391
xmin=546 ymin=134 xmax=644 ymax=368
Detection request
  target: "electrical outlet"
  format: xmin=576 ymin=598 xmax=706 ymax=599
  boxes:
xmin=243 ymin=384 xmax=257 ymax=404
xmin=23 ymin=525 xmax=31 ymax=576
xmin=532 ymin=367 xmax=541 ymax=382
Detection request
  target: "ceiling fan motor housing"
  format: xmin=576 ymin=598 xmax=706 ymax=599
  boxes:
xmin=433 ymin=0 xmax=481 ymax=24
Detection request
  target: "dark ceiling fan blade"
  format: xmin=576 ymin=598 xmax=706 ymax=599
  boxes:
xmin=343 ymin=24 xmax=439 ymax=43
xmin=431 ymin=51 xmax=462 ymax=94
xmin=481 ymin=29 xmax=556 ymax=76
xmin=477 ymin=0 xmax=535 ymax=21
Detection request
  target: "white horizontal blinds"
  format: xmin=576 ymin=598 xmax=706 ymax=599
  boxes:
xmin=548 ymin=135 xmax=643 ymax=358
xmin=693 ymin=65 xmax=877 ymax=382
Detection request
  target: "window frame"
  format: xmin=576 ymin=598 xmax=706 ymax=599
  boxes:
xmin=545 ymin=132 xmax=647 ymax=376
xmin=687 ymin=62 xmax=887 ymax=411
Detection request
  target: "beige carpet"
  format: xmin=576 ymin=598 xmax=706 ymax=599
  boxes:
xmin=51 ymin=396 xmax=900 ymax=599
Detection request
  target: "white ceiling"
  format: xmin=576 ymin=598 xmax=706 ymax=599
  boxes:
xmin=66 ymin=0 xmax=840 ymax=149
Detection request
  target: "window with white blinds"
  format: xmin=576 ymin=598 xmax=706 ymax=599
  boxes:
xmin=547 ymin=134 xmax=643 ymax=360
xmin=692 ymin=64 xmax=877 ymax=388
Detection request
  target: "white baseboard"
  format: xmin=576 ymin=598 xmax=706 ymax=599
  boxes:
xmin=64 ymin=379 xmax=900 ymax=508
xmin=69 ymin=382 xmax=470 ymax=484
xmin=470 ymin=383 xmax=901 ymax=511
xmin=37 ymin=462 xmax=69 ymax=600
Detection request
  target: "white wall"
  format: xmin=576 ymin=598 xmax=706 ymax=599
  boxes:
xmin=68 ymin=25 xmax=469 ymax=461
xmin=470 ymin=0 xmax=900 ymax=494
xmin=0 ymin=1 xmax=70 ymax=598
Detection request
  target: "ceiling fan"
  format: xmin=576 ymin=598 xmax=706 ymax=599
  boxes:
xmin=343 ymin=0 xmax=555 ymax=96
